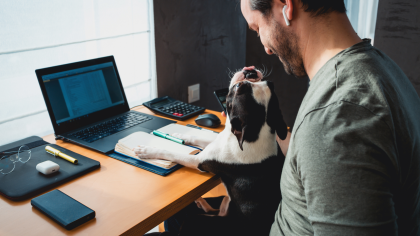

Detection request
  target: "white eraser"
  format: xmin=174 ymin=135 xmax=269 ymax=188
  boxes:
xmin=36 ymin=161 xmax=60 ymax=175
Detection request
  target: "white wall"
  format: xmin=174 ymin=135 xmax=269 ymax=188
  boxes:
xmin=345 ymin=0 xmax=379 ymax=44
xmin=0 ymin=0 xmax=157 ymax=145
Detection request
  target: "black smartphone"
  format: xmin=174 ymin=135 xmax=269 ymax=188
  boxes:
xmin=214 ymin=88 xmax=229 ymax=113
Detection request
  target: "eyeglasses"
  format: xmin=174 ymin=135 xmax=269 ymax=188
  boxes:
xmin=0 ymin=145 xmax=31 ymax=175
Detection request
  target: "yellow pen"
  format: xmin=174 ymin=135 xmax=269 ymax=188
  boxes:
xmin=45 ymin=146 xmax=78 ymax=164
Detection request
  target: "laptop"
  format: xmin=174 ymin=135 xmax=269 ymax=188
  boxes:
xmin=36 ymin=56 xmax=175 ymax=154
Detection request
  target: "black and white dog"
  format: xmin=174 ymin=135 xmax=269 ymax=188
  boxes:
xmin=137 ymin=68 xmax=287 ymax=236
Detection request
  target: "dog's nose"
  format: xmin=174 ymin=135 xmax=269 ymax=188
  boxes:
xmin=243 ymin=69 xmax=258 ymax=79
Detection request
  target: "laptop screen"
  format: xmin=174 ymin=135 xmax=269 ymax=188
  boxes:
xmin=41 ymin=62 xmax=125 ymax=125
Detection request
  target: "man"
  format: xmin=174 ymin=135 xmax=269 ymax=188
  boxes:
xmin=148 ymin=0 xmax=420 ymax=235
xmin=239 ymin=0 xmax=420 ymax=235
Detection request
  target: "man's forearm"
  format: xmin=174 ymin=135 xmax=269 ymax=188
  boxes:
xmin=276 ymin=131 xmax=291 ymax=156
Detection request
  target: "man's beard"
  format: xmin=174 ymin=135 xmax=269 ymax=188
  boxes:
xmin=268 ymin=19 xmax=307 ymax=78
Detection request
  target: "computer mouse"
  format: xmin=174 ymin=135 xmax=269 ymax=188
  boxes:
xmin=195 ymin=114 xmax=221 ymax=128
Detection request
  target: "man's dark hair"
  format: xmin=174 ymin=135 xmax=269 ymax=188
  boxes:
xmin=250 ymin=0 xmax=346 ymax=17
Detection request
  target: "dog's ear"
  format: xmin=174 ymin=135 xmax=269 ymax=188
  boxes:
xmin=266 ymin=82 xmax=288 ymax=140
xmin=230 ymin=117 xmax=247 ymax=151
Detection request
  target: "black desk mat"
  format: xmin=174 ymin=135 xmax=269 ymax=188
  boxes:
xmin=0 ymin=137 xmax=100 ymax=201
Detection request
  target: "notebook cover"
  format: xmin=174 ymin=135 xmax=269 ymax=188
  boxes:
xmin=0 ymin=136 xmax=100 ymax=201
xmin=31 ymin=189 xmax=95 ymax=230
xmin=108 ymin=152 xmax=183 ymax=176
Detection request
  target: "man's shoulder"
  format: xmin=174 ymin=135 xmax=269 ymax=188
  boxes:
xmin=334 ymin=47 xmax=392 ymax=116
xmin=294 ymin=100 xmax=392 ymax=144
xmin=292 ymin=47 xmax=400 ymax=155
xmin=290 ymin=100 xmax=398 ymax=173
xmin=295 ymin=46 xmax=398 ymax=133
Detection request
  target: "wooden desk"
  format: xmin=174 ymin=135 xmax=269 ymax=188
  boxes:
xmin=0 ymin=106 xmax=225 ymax=235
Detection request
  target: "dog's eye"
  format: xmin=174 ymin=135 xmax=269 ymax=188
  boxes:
xmin=236 ymin=83 xmax=241 ymax=88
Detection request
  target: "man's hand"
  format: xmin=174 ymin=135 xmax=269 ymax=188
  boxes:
xmin=195 ymin=196 xmax=230 ymax=217
xmin=195 ymin=197 xmax=218 ymax=213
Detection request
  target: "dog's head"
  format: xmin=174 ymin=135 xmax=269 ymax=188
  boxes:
xmin=226 ymin=68 xmax=287 ymax=151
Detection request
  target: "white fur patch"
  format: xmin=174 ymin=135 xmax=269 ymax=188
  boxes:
xmin=196 ymin=115 xmax=278 ymax=164
xmin=251 ymin=81 xmax=271 ymax=108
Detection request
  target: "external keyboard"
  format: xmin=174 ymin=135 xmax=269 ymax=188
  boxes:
xmin=69 ymin=113 xmax=152 ymax=143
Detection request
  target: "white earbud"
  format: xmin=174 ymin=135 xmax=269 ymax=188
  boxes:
xmin=283 ymin=5 xmax=290 ymax=26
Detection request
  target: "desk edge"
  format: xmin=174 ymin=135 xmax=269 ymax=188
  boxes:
xmin=121 ymin=174 xmax=222 ymax=236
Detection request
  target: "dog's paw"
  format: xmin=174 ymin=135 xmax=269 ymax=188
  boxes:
xmin=172 ymin=133 xmax=195 ymax=145
xmin=133 ymin=145 xmax=168 ymax=160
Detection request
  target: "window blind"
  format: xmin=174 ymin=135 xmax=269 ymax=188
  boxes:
xmin=0 ymin=0 xmax=157 ymax=146
xmin=345 ymin=0 xmax=379 ymax=44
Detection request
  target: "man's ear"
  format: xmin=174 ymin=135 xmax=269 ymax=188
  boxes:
xmin=230 ymin=117 xmax=247 ymax=151
xmin=278 ymin=0 xmax=294 ymax=21
xmin=266 ymin=82 xmax=288 ymax=140
xmin=284 ymin=0 xmax=294 ymax=21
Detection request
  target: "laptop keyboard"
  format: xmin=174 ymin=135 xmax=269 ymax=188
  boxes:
xmin=69 ymin=113 xmax=152 ymax=143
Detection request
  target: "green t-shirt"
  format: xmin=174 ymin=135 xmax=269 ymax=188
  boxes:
xmin=270 ymin=39 xmax=420 ymax=236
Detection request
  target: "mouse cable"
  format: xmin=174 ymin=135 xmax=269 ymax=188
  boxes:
xmin=54 ymin=136 xmax=70 ymax=142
